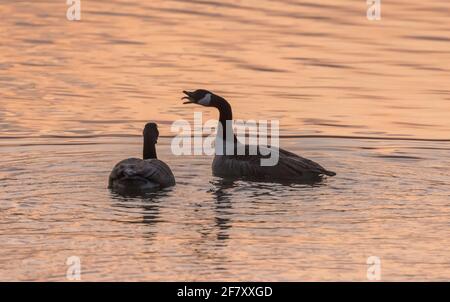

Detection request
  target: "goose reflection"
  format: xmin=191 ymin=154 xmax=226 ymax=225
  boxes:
xmin=209 ymin=178 xmax=235 ymax=243
xmin=109 ymin=190 xmax=171 ymax=240
xmin=208 ymin=177 xmax=325 ymax=243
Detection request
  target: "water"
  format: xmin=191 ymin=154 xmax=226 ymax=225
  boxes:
xmin=0 ymin=0 xmax=449 ymax=281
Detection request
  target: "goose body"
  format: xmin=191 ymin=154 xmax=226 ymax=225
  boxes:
xmin=109 ymin=123 xmax=175 ymax=192
xmin=109 ymin=158 xmax=175 ymax=191
xmin=212 ymin=145 xmax=336 ymax=181
xmin=182 ymin=90 xmax=336 ymax=181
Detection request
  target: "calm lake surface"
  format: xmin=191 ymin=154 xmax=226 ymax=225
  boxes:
xmin=1 ymin=0 xmax=449 ymax=281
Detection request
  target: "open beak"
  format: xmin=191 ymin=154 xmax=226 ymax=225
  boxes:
xmin=182 ymin=90 xmax=196 ymax=104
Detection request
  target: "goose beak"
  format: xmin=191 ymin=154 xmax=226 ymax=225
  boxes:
xmin=182 ymin=90 xmax=195 ymax=104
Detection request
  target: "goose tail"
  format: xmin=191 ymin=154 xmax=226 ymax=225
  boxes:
xmin=323 ymin=170 xmax=336 ymax=177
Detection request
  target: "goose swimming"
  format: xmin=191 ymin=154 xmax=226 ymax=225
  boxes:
xmin=182 ymin=89 xmax=336 ymax=181
xmin=109 ymin=123 xmax=175 ymax=192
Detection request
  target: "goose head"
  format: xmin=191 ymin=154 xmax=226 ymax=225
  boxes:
xmin=143 ymin=122 xmax=159 ymax=144
xmin=182 ymin=89 xmax=219 ymax=107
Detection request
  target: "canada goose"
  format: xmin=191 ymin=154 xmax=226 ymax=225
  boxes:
xmin=109 ymin=123 xmax=175 ymax=192
xmin=182 ymin=90 xmax=336 ymax=181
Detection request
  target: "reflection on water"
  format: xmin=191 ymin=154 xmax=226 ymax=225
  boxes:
xmin=1 ymin=0 xmax=450 ymax=281
xmin=1 ymin=138 xmax=450 ymax=281
xmin=110 ymin=191 xmax=166 ymax=240
xmin=209 ymin=179 xmax=234 ymax=243
xmin=1 ymin=0 xmax=450 ymax=139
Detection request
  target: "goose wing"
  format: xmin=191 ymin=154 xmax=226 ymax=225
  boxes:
xmin=278 ymin=147 xmax=336 ymax=176
xmin=141 ymin=159 xmax=176 ymax=188
xmin=213 ymin=144 xmax=335 ymax=179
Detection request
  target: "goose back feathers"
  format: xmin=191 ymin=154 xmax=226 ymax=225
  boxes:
xmin=109 ymin=158 xmax=175 ymax=191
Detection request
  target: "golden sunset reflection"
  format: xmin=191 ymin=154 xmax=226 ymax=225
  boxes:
xmin=1 ymin=0 xmax=449 ymax=281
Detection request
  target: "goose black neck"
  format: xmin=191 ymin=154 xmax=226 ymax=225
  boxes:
xmin=143 ymin=136 xmax=157 ymax=160
xmin=216 ymin=97 xmax=236 ymax=142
